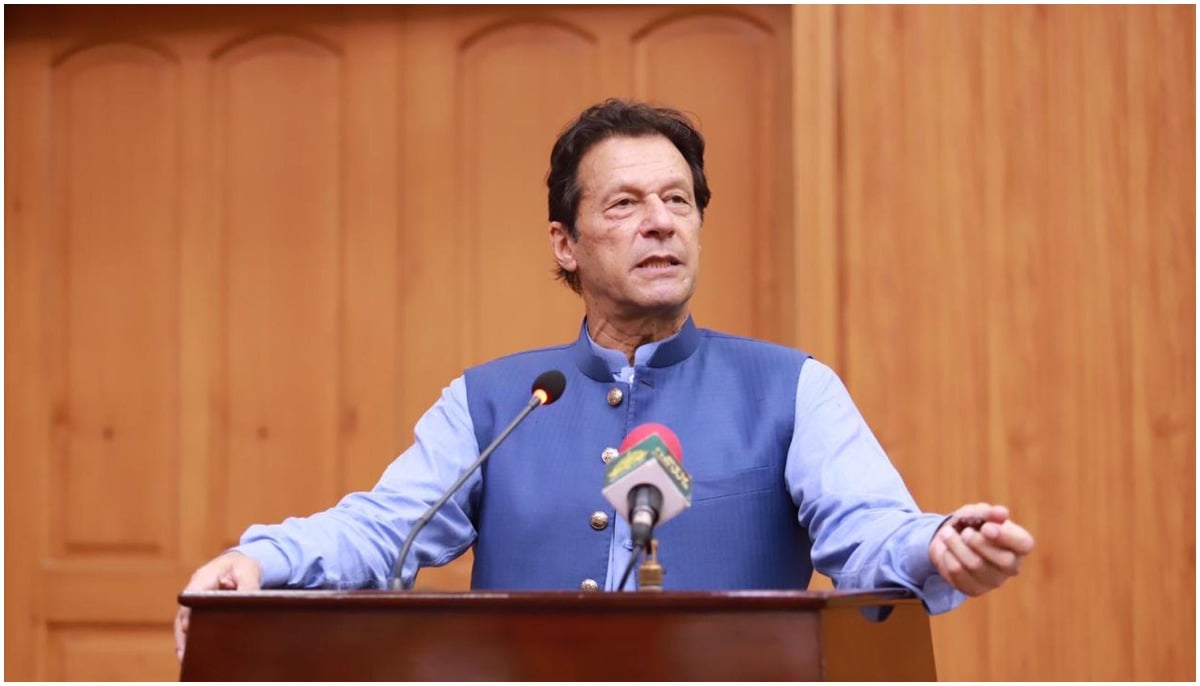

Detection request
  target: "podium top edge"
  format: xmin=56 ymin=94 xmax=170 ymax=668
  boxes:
xmin=178 ymin=588 xmax=918 ymax=610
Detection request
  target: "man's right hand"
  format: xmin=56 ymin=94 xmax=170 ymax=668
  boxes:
xmin=174 ymin=551 xmax=263 ymax=662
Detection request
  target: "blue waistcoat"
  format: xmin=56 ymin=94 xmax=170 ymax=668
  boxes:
xmin=463 ymin=318 xmax=812 ymax=590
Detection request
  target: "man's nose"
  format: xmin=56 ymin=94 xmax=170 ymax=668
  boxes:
xmin=639 ymin=195 xmax=676 ymax=237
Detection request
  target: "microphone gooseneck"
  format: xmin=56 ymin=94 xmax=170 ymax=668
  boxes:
xmin=389 ymin=369 xmax=566 ymax=590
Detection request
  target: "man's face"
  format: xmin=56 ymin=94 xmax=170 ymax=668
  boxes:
xmin=551 ymin=135 xmax=702 ymax=321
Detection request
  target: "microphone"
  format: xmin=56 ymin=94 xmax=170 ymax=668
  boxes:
xmin=602 ymin=423 xmax=691 ymax=550
xmin=389 ymin=369 xmax=566 ymax=589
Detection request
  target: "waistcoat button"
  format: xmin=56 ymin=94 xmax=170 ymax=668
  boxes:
xmin=589 ymin=511 xmax=610 ymax=531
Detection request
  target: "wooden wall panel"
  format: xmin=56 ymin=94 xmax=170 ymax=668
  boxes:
xmin=634 ymin=11 xmax=789 ymax=342
xmin=214 ymin=34 xmax=344 ymax=543
xmin=6 ymin=32 xmax=53 ymax=681
xmin=460 ymin=21 xmax=601 ymax=364
xmin=49 ymin=43 xmax=181 ymax=558
xmin=14 ymin=4 xmax=1191 ymax=683
xmin=394 ymin=9 xmax=467 ymax=495
xmin=6 ymin=8 xmax=406 ymax=680
xmin=46 ymin=626 xmax=178 ymax=681
xmin=1123 ymin=6 xmax=1196 ymax=679
xmin=5 ymin=5 xmax=791 ymax=677
xmin=836 ymin=5 xmax=1194 ymax=680
xmin=790 ymin=5 xmax=838 ymax=365
xmin=336 ymin=15 xmax=403 ymax=495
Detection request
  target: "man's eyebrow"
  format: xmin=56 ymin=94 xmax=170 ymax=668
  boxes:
xmin=597 ymin=176 xmax=693 ymax=199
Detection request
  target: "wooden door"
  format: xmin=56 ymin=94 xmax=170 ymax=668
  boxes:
xmin=4 ymin=5 xmax=793 ymax=680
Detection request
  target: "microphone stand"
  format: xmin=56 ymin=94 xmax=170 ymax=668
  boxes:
xmin=389 ymin=391 xmax=549 ymax=590
xmin=636 ymin=539 xmax=664 ymax=591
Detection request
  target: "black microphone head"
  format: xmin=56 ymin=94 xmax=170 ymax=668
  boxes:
xmin=531 ymin=370 xmax=567 ymax=405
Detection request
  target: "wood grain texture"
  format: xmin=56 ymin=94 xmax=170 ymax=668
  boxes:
xmin=791 ymin=5 xmax=839 ymax=366
xmin=46 ymin=625 xmax=178 ymax=681
xmin=6 ymin=35 xmax=49 ymax=680
xmin=5 ymin=5 xmax=1192 ymax=681
xmin=215 ymin=33 xmax=344 ymax=542
xmin=50 ymin=42 xmax=181 ymax=558
xmin=835 ymin=5 xmax=1194 ymax=680
xmin=633 ymin=10 xmax=788 ymax=342
xmin=459 ymin=19 xmax=600 ymax=364
xmin=178 ymin=590 xmax=931 ymax=681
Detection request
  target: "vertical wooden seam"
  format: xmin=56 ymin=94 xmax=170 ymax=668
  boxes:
xmin=790 ymin=5 xmax=840 ymax=366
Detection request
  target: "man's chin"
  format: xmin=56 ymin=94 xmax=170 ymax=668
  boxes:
xmin=629 ymin=288 xmax=695 ymax=315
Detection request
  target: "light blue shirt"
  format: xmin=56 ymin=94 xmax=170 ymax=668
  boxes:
xmin=238 ymin=334 xmax=965 ymax=614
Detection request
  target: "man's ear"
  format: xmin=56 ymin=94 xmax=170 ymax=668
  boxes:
xmin=549 ymin=222 xmax=577 ymax=273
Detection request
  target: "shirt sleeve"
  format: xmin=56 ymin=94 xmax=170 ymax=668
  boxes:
xmin=235 ymin=376 xmax=481 ymax=589
xmin=785 ymin=360 xmax=966 ymax=614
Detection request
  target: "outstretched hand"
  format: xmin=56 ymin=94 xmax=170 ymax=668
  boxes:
xmin=929 ymin=503 xmax=1035 ymax=597
xmin=174 ymin=551 xmax=263 ymax=662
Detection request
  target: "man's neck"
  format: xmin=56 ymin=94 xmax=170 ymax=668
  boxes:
xmin=585 ymin=310 xmax=689 ymax=365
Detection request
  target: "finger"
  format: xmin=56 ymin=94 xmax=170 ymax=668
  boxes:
xmin=959 ymin=502 xmax=1008 ymax=524
xmin=933 ymin=527 xmax=985 ymax=594
xmin=941 ymin=529 xmax=993 ymax=591
xmin=956 ymin=528 xmax=1014 ymax=587
xmin=937 ymin=547 xmax=987 ymax=596
xmin=231 ymin=556 xmax=263 ymax=591
xmin=981 ymin=519 xmax=1036 ymax=555
xmin=217 ymin=572 xmax=237 ymax=590
xmin=174 ymin=607 xmax=190 ymax=662
xmin=983 ymin=504 xmax=1009 ymax=524
xmin=183 ymin=563 xmax=226 ymax=594
xmin=949 ymin=503 xmax=998 ymax=532
xmin=942 ymin=527 xmax=1008 ymax=593
xmin=961 ymin=526 xmax=1020 ymax=575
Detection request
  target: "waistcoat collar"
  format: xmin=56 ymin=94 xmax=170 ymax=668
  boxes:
xmin=571 ymin=316 xmax=702 ymax=381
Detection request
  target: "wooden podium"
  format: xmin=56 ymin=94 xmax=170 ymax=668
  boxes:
xmin=179 ymin=589 xmax=936 ymax=681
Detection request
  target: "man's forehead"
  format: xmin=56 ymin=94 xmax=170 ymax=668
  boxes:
xmin=578 ymin=135 xmax=692 ymax=191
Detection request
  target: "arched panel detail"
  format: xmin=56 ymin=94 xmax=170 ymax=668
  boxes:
xmin=211 ymin=30 xmax=343 ymax=61
xmin=631 ymin=9 xmax=773 ymax=42
xmin=211 ymin=29 xmax=346 ymax=545
xmin=631 ymin=12 xmax=784 ymax=340
xmin=459 ymin=18 xmax=596 ymax=52
xmin=456 ymin=20 xmax=602 ymax=364
xmin=451 ymin=20 xmax=600 ymax=364
xmin=51 ymin=39 xmax=179 ymax=68
xmin=47 ymin=37 xmax=183 ymax=559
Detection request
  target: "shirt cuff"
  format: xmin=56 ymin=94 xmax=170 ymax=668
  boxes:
xmin=233 ymin=538 xmax=293 ymax=588
xmin=906 ymin=514 xmax=967 ymax=614
xmin=899 ymin=514 xmax=947 ymax=584
xmin=919 ymin=573 xmax=967 ymax=614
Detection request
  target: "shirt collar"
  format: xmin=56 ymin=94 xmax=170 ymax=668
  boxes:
xmin=572 ymin=316 xmax=701 ymax=382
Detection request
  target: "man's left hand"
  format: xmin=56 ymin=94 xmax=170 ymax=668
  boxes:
xmin=929 ymin=502 xmax=1035 ymax=597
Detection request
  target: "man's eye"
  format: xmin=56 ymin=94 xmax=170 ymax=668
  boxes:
xmin=612 ymin=199 xmax=632 ymax=208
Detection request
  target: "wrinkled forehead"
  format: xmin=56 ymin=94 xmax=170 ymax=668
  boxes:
xmin=576 ymin=134 xmax=694 ymax=198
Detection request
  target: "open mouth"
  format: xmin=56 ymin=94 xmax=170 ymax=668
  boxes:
xmin=636 ymin=256 xmax=681 ymax=270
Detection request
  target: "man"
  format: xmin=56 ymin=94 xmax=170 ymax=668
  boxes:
xmin=175 ymin=99 xmax=1034 ymax=659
